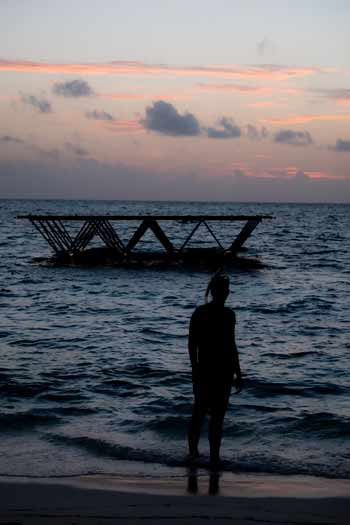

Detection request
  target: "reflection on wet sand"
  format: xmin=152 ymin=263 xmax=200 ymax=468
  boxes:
xmin=187 ymin=467 xmax=221 ymax=496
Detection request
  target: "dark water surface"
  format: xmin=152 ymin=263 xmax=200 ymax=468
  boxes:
xmin=0 ymin=200 xmax=349 ymax=479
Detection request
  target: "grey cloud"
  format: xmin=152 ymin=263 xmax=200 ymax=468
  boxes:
xmin=1 ymin=133 xmax=87 ymax=159
xmin=0 ymin=135 xmax=25 ymax=144
xmin=142 ymin=100 xmax=200 ymax=136
xmin=261 ymin=126 xmax=269 ymax=138
xmin=21 ymin=94 xmax=52 ymax=113
xmin=64 ymin=142 xmax=88 ymax=156
xmin=0 ymin=135 xmax=61 ymax=159
xmin=245 ymin=125 xmax=268 ymax=140
xmin=207 ymin=118 xmax=241 ymax=139
xmin=330 ymin=89 xmax=350 ymax=101
xmin=274 ymin=129 xmax=313 ymax=146
xmin=38 ymin=147 xmax=61 ymax=160
xmin=245 ymin=124 xmax=269 ymax=140
xmin=142 ymin=101 xmax=264 ymax=141
xmin=333 ymin=139 xmax=350 ymax=152
xmin=53 ymin=79 xmax=94 ymax=98
xmin=312 ymin=88 xmax=350 ymax=102
xmin=246 ymin=125 xmax=259 ymax=140
xmin=257 ymin=37 xmax=275 ymax=56
xmin=86 ymin=109 xmax=114 ymax=121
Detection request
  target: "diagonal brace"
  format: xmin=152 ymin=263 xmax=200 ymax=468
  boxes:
xmin=148 ymin=220 xmax=175 ymax=253
xmin=96 ymin=220 xmax=125 ymax=251
xmin=71 ymin=220 xmax=98 ymax=252
xmin=202 ymin=221 xmax=224 ymax=249
xmin=228 ymin=219 xmax=261 ymax=252
xmin=125 ymin=219 xmax=175 ymax=253
xmin=179 ymin=221 xmax=202 ymax=252
xmin=30 ymin=219 xmax=63 ymax=253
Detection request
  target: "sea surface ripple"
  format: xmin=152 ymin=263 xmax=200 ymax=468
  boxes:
xmin=0 ymin=200 xmax=349 ymax=479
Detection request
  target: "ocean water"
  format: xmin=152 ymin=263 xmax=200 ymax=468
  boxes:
xmin=0 ymin=199 xmax=349 ymax=480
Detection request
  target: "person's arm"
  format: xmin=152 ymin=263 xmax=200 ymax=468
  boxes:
xmin=188 ymin=311 xmax=199 ymax=382
xmin=232 ymin=313 xmax=243 ymax=393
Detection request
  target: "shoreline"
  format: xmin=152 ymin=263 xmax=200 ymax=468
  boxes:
xmin=2 ymin=470 xmax=350 ymax=498
xmin=0 ymin=469 xmax=350 ymax=525
xmin=1 ymin=471 xmax=350 ymax=524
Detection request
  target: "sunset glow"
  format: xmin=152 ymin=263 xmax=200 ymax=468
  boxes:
xmin=1 ymin=1 xmax=349 ymax=201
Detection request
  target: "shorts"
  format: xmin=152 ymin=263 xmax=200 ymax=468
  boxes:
xmin=193 ymin=375 xmax=232 ymax=415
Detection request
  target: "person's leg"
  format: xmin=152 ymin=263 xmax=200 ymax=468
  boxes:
xmin=208 ymin=409 xmax=225 ymax=465
xmin=188 ymin=400 xmax=206 ymax=457
xmin=188 ymin=380 xmax=208 ymax=457
xmin=208 ymin=386 xmax=231 ymax=466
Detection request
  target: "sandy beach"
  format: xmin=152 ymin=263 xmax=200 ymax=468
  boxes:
xmin=1 ymin=472 xmax=349 ymax=524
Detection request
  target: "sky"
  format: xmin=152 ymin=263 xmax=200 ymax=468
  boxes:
xmin=1 ymin=0 xmax=350 ymax=202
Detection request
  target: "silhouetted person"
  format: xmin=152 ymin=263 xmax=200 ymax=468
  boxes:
xmin=187 ymin=271 xmax=242 ymax=468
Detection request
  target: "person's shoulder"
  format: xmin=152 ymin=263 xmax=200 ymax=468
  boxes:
xmin=190 ymin=305 xmax=205 ymax=329
xmin=192 ymin=304 xmax=208 ymax=316
xmin=191 ymin=303 xmax=211 ymax=320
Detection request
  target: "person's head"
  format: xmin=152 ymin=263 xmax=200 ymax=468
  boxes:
xmin=205 ymin=271 xmax=230 ymax=304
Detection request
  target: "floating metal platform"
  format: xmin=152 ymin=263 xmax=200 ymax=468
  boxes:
xmin=17 ymin=214 xmax=273 ymax=268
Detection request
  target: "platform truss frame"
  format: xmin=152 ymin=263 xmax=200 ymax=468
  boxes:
xmin=19 ymin=214 xmax=272 ymax=257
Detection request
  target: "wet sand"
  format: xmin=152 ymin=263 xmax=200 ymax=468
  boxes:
xmin=1 ymin=472 xmax=349 ymax=524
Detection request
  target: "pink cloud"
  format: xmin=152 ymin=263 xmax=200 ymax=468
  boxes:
xmin=304 ymin=170 xmax=330 ymax=179
xmin=98 ymin=93 xmax=149 ymax=100
xmin=336 ymin=98 xmax=350 ymax=106
xmin=98 ymin=92 xmax=189 ymax=101
xmin=286 ymin=166 xmax=299 ymax=175
xmin=262 ymin=114 xmax=350 ymax=125
xmin=0 ymin=59 xmax=328 ymax=80
xmin=105 ymin=119 xmax=145 ymax=134
xmin=230 ymin=161 xmax=249 ymax=170
xmin=247 ymin=101 xmax=276 ymax=108
xmin=87 ymin=114 xmax=145 ymax=134
xmin=0 ymin=95 xmax=16 ymax=100
xmin=231 ymin=161 xmax=345 ymax=181
xmin=197 ymin=83 xmax=301 ymax=94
